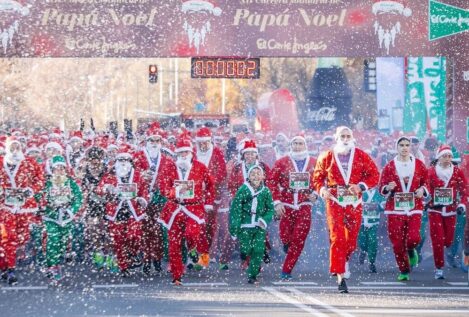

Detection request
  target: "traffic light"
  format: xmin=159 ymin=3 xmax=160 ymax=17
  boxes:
xmin=364 ymin=59 xmax=377 ymax=92
xmin=149 ymin=64 xmax=158 ymax=84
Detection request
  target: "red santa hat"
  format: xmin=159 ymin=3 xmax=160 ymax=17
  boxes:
xmin=181 ymin=0 xmax=222 ymax=16
xmin=25 ymin=140 xmax=41 ymax=155
xmin=291 ymin=132 xmax=306 ymax=144
xmin=372 ymin=0 xmax=412 ymax=17
xmin=69 ymin=130 xmax=83 ymax=142
xmin=334 ymin=126 xmax=353 ymax=141
xmin=436 ymin=144 xmax=453 ymax=159
xmin=146 ymin=122 xmax=163 ymax=140
xmin=5 ymin=136 xmax=22 ymax=151
xmin=116 ymin=144 xmax=133 ymax=160
xmin=45 ymin=141 xmax=64 ymax=153
xmin=175 ymin=138 xmax=193 ymax=153
xmin=242 ymin=140 xmax=258 ymax=154
xmin=195 ymin=127 xmax=212 ymax=142
xmin=49 ymin=127 xmax=62 ymax=140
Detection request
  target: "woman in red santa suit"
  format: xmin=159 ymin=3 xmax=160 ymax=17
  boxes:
xmin=379 ymin=136 xmax=429 ymax=281
xmin=157 ymin=138 xmax=215 ymax=285
xmin=96 ymin=145 xmax=149 ymax=277
xmin=268 ymin=134 xmax=318 ymax=280
xmin=427 ymin=145 xmax=467 ymax=279
xmin=0 ymin=137 xmax=45 ymax=285
xmin=313 ymin=126 xmax=379 ymax=293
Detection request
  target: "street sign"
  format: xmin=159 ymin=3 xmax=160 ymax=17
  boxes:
xmin=429 ymin=0 xmax=469 ymax=41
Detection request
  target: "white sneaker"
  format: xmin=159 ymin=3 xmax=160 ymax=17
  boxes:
xmin=434 ymin=269 xmax=444 ymax=280
xmin=344 ymin=261 xmax=351 ymax=279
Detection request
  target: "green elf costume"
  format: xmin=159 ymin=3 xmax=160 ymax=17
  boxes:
xmin=40 ymin=156 xmax=83 ymax=281
xmin=229 ymin=165 xmax=274 ymax=284
xmin=358 ymin=188 xmax=385 ymax=273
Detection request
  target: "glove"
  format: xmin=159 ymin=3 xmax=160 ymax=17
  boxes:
xmin=23 ymin=188 xmax=33 ymax=198
xmin=456 ymin=206 xmax=465 ymax=215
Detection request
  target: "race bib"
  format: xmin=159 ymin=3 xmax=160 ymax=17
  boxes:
xmin=175 ymin=180 xmax=195 ymax=199
xmin=434 ymin=188 xmax=453 ymax=206
xmin=117 ymin=183 xmax=138 ymax=200
xmin=337 ymin=186 xmax=358 ymax=205
xmin=363 ymin=202 xmax=379 ymax=217
xmin=289 ymin=172 xmax=310 ymax=190
xmin=394 ymin=192 xmax=415 ymax=210
xmin=50 ymin=186 xmax=72 ymax=205
xmin=4 ymin=188 xmax=25 ymax=207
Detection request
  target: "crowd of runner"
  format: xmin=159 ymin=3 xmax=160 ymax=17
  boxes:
xmin=0 ymin=123 xmax=468 ymax=293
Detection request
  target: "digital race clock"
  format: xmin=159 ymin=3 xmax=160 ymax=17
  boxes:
xmin=191 ymin=57 xmax=260 ymax=79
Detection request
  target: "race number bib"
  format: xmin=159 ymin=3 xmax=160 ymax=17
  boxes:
xmin=434 ymin=188 xmax=453 ymax=206
xmin=4 ymin=188 xmax=25 ymax=207
xmin=337 ymin=186 xmax=358 ymax=205
xmin=117 ymin=183 xmax=138 ymax=200
xmin=363 ymin=202 xmax=379 ymax=218
xmin=289 ymin=172 xmax=310 ymax=190
xmin=175 ymin=180 xmax=195 ymax=199
xmin=394 ymin=192 xmax=415 ymax=210
xmin=50 ymin=186 xmax=72 ymax=206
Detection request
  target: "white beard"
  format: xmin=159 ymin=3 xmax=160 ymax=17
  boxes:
xmin=115 ymin=162 xmax=132 ymax=178
xmin=197 ymin=144 xmax=213 ymax=167
xmin=436 ymin=164 xmax=452 ymax=184
xmin=290 ymin=150 xmax=308 ymax=161
xmin=5 ymin=150 xmax=24 ymax=165
xmin=334 ymin=140 xmax=354 ymax=155
xmin=146 ymin=144 xmax=161 ymax=158
xmin=183 ymin=19 xmax=211 ymax=54
xmin=176 ymin=153 xmax=192 ymax=170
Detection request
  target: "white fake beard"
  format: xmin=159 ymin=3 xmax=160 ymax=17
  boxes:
xmin=176 ymin=153 xmax=192 ymax=170
xmin=197 ymin=143 xmax=212 ymax=166
xmin=334 ymin=140 xmax=354 ymax=155
xmin=436 ymin=164 xmax=452 ymax=183
xmin=5 ymin=150 xmax=24 ymax=165
xmin=290 ymin=150 xmax=308 ymax=161
xmin=146 ymin=144 xmax=161 ymax=158
xmin=183 ymin=19 xmax=211 ymax=53
xmin=115 ymin=162 xmax=132 ymax=177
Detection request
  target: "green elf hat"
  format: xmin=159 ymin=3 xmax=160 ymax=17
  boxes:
xmin=51 ymin=155 xmax=67 ymax=169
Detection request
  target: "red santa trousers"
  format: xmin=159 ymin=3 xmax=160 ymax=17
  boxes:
xmin=108 ymin=219 xmax=142 ymax=271
xmin=0 ymin=211 xmax=18 ymax=270
xmin=142 ymin=205 xmax=165 ymax=263
xmin=428 ymin=211 xmax=456 ymax=269
xmin=168 ymin=212 xmax=204 ymax=280
xmin=279 ymin=206 xmax=312 ymax=274
xmin=325 ymin=201 xmax=362 ymax=274
xmin=15 ymin=214 xmax=32 ymax=247
xmin=199 ymin=207 xmax=217 ymax=255
xmin=387 ymin=214 xmax=422 ymax=273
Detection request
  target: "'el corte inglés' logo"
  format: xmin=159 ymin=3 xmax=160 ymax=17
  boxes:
xmin=371 ymin=0 xmax=412 ymax=55
xmin=181 ymin=0 xmax=222 ymax=54
xmin=429 ymin=0 xmax=469 ymax=41
xmin=0 ymin=0 xmax=30 ymax=54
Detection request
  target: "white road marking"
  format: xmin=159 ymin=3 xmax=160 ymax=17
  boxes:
xmin=341 ymin=309 xmax=469 ymax=314
xmin=291 ymin=286 xmax=469 ymax=290
xmin=272 ymin=281 xmax=318 ymax=286
xmin=446 ymin=282 xmax=469 ymax=286
xmin=1 ymin=286 xmax=48 ymax=291
xmin=93 ymin=284 xmax=138 ymax=289
xmin=287 ymin=287 xmax=356 ymax=317
xmin=263 ymin=287 xmax=329 ymax=317
xmin=360 ymin=281 xmax=405 ymax=285
xmin=182 ymin=282 xmax=228 ymax=286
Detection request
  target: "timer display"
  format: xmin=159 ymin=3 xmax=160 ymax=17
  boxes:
xmin=191 ymin=57 xmax=260 ymax=79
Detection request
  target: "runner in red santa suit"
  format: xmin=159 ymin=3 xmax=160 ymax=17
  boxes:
xmin=313 ymin=126 xmax=379 ymax=293
xmin=0 ymin=137 xmax=45 ymax=285
xmin=194 ymin=127 xmax=227 ymax=259
xmin=96 ymin=145 xmax=149 ymax=277
xmin=157 ymin=138 xmax=215 ymax=285
xmin=427 ymin=145 xmax=467 ymax=279
xmin=269 ymin=133 xmax=318 ymax=280
xmin=379 ymin=136 xmax=429 ymax=282
xmin=134 ymin=126 xmax=178 ymax=276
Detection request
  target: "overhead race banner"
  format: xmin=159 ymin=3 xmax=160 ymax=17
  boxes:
xmin=0 ymin=0 xmax=468 ymax=58
xmin=404 ymin=57 xmax=447 ymax=143
xmin=429 ymin=0 xmax=469 ymax=41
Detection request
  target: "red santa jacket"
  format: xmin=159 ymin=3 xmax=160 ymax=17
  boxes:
xmin=0 ymin=156 xmax=45 ymax=213
xmin=157 ymin=160 xmax=215 ymax=230
xmin=427 ymin=164 xmax=467 ymax=216
xmin=228 ymin=160 xmax=271 ymax=198
xmin=96 ymin=168 xmax=149 ymax=222
xmin=379 ymin=156 xmax=429 ymax=215
xmin=196 ymin=146 xmax=227 ymax=199
xmin=268 ymin=155 xmax=317 ymax=210
xmin=133 ymin=149 xmax=177 ymax=194
xmin=313 ymin=147 xmax=380 ymax=207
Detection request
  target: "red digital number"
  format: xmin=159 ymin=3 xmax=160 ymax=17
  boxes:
xmin=237 ymin=61 xmax=246 ymax=77
xmin=206 ymin=61 xmax=215 ymax=76
xmin=194 ymin=61 xmax=204 ymax=76
xmin=217 ymin=61 xmax=225 ymax=77
xmin=247 ymin=60 xmax=256 ymax=77
xmin=226 ymin=61 xmax=235 ymax=77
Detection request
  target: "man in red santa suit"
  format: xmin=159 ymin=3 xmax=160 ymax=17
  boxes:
xmin=194 ymin=127 xmax=227 ymax=262
xmin=134 ymin=126 xmax=178 ymax=275
xmin=269 ymin=133 xmax=318 ymax=280
xmin=157 ymin=138 xmax=215 ymax=285
xmin=96 ymin=145 xmax=149 ymax=277
xmin=427 ymin=145 xmax=467 ymax=279
xmin=313 ymin=126 xmax=379 ymax=293
xmin=0 ymin=136 xmax=44 ymax=284
xmin=379 ymin=136 xmax=429 ymax=282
